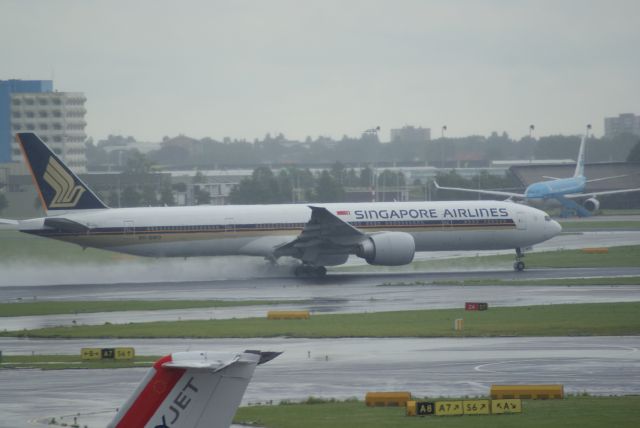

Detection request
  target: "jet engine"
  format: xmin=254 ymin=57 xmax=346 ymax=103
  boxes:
xmin=356 ymin=232 xmax=415 ymax=266
xmin=583 ymin=198 xmax=600 ymax=212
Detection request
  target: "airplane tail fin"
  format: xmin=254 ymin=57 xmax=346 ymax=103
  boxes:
xmin=16 ymin=132 xmax=107 ymax=213
xmin=108 ymin=350 xmax=280 ymax=428
xmin=574 ymin=135 xmax=586 ymax=178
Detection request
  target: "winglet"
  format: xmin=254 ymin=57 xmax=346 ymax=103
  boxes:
xmin=16 ymin=133 xmax=107 ymax=213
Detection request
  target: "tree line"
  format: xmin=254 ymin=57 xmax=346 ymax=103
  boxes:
xmin=86 ymin=132 xmax=640 ymax=171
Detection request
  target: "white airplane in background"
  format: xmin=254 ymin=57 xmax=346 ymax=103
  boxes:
xmin=108 ymin=349 xmax=280 ymax=428
xmin=0 ymin=133 xmax=562 ymax=274
xmin=435 ymin=134 xmax=640 ymax=217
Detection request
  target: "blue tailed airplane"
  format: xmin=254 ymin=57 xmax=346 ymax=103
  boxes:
xmin=435 ymin=134 xmax=640 ymax=217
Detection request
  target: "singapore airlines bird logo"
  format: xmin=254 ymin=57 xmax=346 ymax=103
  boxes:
xmin=43 ymin=157 xmax=85 ymax=208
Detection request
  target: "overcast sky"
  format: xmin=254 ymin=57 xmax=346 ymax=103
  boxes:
xmin=2 ymin=0 xmax=639 ymax=142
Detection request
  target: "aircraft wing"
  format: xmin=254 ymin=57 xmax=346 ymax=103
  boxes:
xmin=564 ymin=187 xmax=640 ymax=199
xmin=43 ymin=217 xmax=90 ymax=233
xmin=274 ymin=206 xmax=366 ymax=264
xmin=433 ymin=181 xmax=526 ymax=199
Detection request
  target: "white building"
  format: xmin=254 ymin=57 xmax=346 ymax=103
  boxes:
xmin=604 ymin=113 xmax=640 ymax=139
xmin=390 ymin=125 xmax=431 ymax=143
xmin=10 ymin=91 xmax=88 ymax=172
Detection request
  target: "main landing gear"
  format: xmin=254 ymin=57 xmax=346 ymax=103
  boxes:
xmin=294 ymin=264 xmax=327 ymax=278
xmin=513 ymin=247 xmax=525 ymax=272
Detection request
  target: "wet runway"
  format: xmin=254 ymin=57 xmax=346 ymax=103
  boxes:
xmin=1 ymin=336 xmax=639 ymax=427
xmin=2 ymin=269 xmax=640 ymax=330
xmin=1 ymin=229 xmax=639 ymax=426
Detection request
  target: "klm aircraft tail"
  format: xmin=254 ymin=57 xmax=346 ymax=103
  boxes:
xmin=16 ymin=133 xmax=107 ymax=212
xmin=574 ymin=135 xmax=586 ymax=178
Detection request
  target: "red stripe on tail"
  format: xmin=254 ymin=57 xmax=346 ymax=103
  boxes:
xmin=115 ymin=354 xmax=185 ymax=428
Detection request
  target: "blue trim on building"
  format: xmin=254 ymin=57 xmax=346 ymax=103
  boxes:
xmin=0 ymin=80 xmax=53 ymax=163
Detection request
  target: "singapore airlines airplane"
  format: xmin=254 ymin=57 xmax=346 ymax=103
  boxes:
xmin=1 ymin=133 xmax=562 ymax=274
xmin=108 ymin=349 xmax=280 ymax=428
xmin=435 ymin=134 xmax=640 ymax=217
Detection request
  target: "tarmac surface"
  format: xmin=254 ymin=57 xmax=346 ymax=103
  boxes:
xmin=1 ymin=268 xmax=640 ymax=331
xmin=1 ymin=336 xmax=639 ymax=427
xmin=0 ymin=228 xmax=638 ymax=426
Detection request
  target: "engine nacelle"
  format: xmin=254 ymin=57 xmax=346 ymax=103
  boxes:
xmin=356 ymin=232 xmax=415 ymax=266
xmin=583 ymin=197 xmax=600 ymax=212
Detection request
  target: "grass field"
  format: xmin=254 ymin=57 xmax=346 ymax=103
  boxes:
xmin=339 ymin=245 xmax=640 ymax=273
xmin=380 ymin=276 xmax=640 ymax=287
xmin=233 ymin=396 xmax=640 ymax=428
xmin=0 ymin=299 xmax=308 ymax=317
xmin=0 ymin=354 xmax=159 ymax=370
xmin=3 ymin=302 xmax=638 ymax=339
xmin=515 ymin=245 xmax=640 ymax=268
xmin=559 ymin=220 xmax=640 ymax=230
xmin=0 ymin=230 xmax=127 ymax=263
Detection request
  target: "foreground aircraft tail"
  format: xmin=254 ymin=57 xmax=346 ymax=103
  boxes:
xmin=108 ymin=350 xmax=280 ymax=428
xmin=16 ymin=132 xmax=107 ymax=213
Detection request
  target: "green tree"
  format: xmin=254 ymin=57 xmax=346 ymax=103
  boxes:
xmin=313 ymin=170 xmax=345 ymax=202
xmin=229 ymin=166 xmax=285 ymax=204
xmin=107 ymin=190 xmax=120 ymax=208
xmin=330 ymin=161 xmax=346 ymax=185
xmin=121 ymin=186 xmax=141 ymax=207
xmin=276 ymin=169 xmax=293 ymax=202
xmin=0 ymin=193 xmax=8 ymax=214
xmin=627 ymin=140 xmax=640 ymax=162
xmin=158 ymin=184 xmax=175 ymax=206
xmin=359 ymin=167 xmax=374 ymax=188
xmin=124 ymin=150 xmax=154 ymax=175
xmin=193 ymin=186 xmax=211 ymax=205
xmin=140 ymin=186 xmax=158 ymax=206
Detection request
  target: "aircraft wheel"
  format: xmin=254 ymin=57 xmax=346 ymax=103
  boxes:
xmin=514 ymin=261 xmax=525 ymax=272
xmin=314 ymin=266 xmax=327 ymax=277
xmin=293 ymin=265 xmax=304 ymax=277
xmin=294 ymin=265 xmax=327 ymax=278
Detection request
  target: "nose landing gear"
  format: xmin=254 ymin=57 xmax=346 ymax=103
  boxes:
xmin=513 ymin=247 xmax=526 ymax=271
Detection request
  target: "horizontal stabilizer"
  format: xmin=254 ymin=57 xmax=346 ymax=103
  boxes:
xmin=245 ymin=350 xmax=283 ymax=365
xmin=586 ymin=174 xmax=630 ymax=183
xmin=162 ymin=354 xmax=241 ymax=371
xmin=44 ymin=217 xmax=90 ymax=233
xmin=0 ymin=218 xmax=19 ymax=230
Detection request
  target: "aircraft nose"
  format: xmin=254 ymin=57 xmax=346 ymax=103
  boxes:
xmin=551 ymin=219 xmax=562 ymax=236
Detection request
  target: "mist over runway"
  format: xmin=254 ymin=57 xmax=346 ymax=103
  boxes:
xmin=1 ymin=230 xmax=639 ymax=288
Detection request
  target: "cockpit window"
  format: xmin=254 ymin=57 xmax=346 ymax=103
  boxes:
xmin=544 ymin=215 xmax=551 ymax=221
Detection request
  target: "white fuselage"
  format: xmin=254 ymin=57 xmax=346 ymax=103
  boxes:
xmin=20 ymin=200 xmax=561 ymax=262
